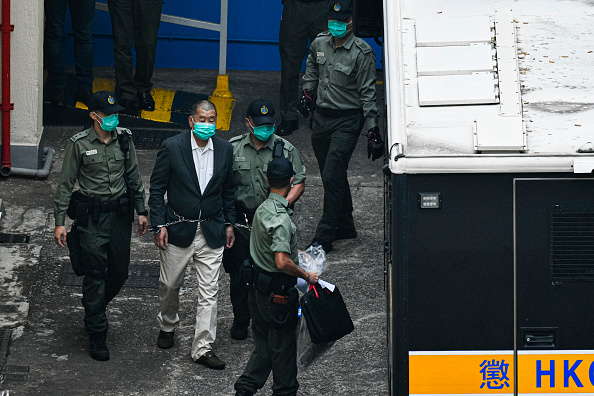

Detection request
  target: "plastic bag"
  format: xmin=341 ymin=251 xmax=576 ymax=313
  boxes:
xmin=296 ymin=313 xmax=334 ymax=373
xmin=298 ymin=243 xmax=327 ymax=275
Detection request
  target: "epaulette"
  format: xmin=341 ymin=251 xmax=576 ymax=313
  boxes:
xmin=117 ymin=127 xmax=132 ymax=136
xmin=70 ymin=129 xmax=89 ymax=142
xmin=317 ymin=30 xmax=332 ymax=38
xmin=229 ymin=134 xmax=246 ymax=143
xmin=354 ymin=38 xmax=372 ymax=54
xmin=279 ymin=137 xmax=295 ymax=152
xmin=274 ymin=201 xmax=287 ymax=214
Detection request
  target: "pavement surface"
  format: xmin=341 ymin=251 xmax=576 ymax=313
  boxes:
xmin=0 ymin=68 xmax=387 ymax=395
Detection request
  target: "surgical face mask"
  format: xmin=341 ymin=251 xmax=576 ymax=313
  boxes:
xmin=328 ymin=19 xmax=352 ymax=38
xmin=192 ymin=119 xmax=216 ymax=140
xmin=249 ymin=120 xmax=275 ymax=141
xmin=95 ymin=113 xmax=119 ymax=132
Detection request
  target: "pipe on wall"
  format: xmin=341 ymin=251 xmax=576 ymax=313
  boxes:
xmin=9 ymin=147 xmax=55 ymax=179
xmin=0 ymin=0 xmax=14 ymax=176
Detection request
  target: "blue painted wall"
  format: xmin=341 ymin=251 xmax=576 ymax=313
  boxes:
xmin=62 ymin=1 xmax=382 ymax=71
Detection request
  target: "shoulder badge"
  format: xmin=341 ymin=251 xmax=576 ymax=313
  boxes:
xmin=70 ymin=129 xmax=89 ymax=142
xmin=317 ymin=31 xmax=332 ymax=38
xmin=355 ymin=38 xmax=373 ymax=54
xmin=229 ymin=134 xmax=246 ymax=143
xmin=274 ymin=201 xmax=287 ymax=214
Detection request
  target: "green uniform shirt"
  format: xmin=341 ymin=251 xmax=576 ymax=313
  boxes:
xmin=249 ymin=193 xmax=298 ymax=274
xmin=54 ymin=126 xmax=147 ymax=226
xmin=229 ymin=133 xmax=306 ymax=211
xmin=302 ymin=31 xmax=379 ymax=131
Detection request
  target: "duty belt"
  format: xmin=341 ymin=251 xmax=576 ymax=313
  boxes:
xmin=316 ymin=107 xmax=362 ymax=118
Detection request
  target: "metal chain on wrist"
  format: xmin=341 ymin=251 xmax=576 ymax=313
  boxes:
xmin=150 ymin=206 xmax=212 ymax=233
xmin=233 ymin=212 xmax=252 ymax=232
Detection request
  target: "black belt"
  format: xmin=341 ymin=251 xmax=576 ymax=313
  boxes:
xmin=316 ymin=107 xmax=363 ymax=118
xmin=253 ymin=265 xmax=297 ymax=295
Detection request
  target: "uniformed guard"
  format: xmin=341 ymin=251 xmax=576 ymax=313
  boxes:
xmin=53 ymin=91 xmax=149 ymax=361
xmin=277 ymin=0 xmax=334 ymax=136
xmin=224 ymin=98 xmax=306 ymax=340
xmin=298 ymin=0 xmax=384 ymax=253
xmin=233 ymin=158 xmax=319 ymax=396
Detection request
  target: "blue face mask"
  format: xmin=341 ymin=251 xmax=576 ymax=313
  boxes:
xmin=96 ymin=113 xmax=119 ymax=132
xmin=328 ymin=19 xmax=351 ymax=38
xmin=250 ymin=121 xmax=275 ymax=141
xmin=192 ymin=121 xmax=216 ymax=140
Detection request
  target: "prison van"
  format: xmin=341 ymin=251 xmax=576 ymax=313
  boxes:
xmin=357 ymin=0 xmax=594 ymax=394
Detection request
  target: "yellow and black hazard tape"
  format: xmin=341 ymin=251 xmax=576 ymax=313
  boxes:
xmin=71 ymin=75 xmax=235 ymax=131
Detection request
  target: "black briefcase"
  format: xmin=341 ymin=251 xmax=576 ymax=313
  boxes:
xmin=300 ymin=284 xmax=354 ymax=344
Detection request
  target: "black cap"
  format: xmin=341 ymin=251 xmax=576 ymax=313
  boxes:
xmin=267 ymin=158 xmax=295 ymax=181
xmin=88 ymin=91 xmax=125 ymax=115
xmin=246 ymin=99 xmax=276 ymax=126
xmin=328 ymin=0 xmax=353 ymax=19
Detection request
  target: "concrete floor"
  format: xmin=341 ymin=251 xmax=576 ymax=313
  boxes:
xmin=0 ymin=67 xmax=388 ymax=395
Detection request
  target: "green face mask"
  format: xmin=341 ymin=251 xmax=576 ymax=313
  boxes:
xmin=192 ymin=121 xmax=216 ymax=140
xmin=96 ymin=113 xmax=119 ymax=132
xmin=328 ymin=19 xmax=351 ymax=38
xmin=250 ymin=122 xmax=275 ymax=141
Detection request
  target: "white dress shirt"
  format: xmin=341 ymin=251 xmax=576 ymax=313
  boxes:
xmin=190 ymin=132 xmax=214 ymax=194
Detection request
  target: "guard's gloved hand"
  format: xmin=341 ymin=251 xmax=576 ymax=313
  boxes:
xmin=296 ymin=89 xmax=316 ymax=118
xmin=367 ymin=126 xmax=384 ymax=161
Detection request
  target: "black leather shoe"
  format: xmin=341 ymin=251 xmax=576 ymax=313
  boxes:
xmin=120 ymin=98 xmax=140 ymax=116
xmin=334 ymin=228 xmax=357 ymax=241
xmin=138 ymin=91 xmax=155 ymax=111
xmin=308 ymin=239 xmax=333 ymax=253
xmin=230 ymin=323 xmax=248 ymax=340
xmin=90 ymin=332 xmax=110 ymax=361
xmin=74 ymin=89 xmax=93 ymax=107
xmin=195 ymin=350 xmax=226 ymax=370
xmin=157 ymin=330 xmax=174 ymax=349
xmin=276 ymin=119 xmax=298 ymax=136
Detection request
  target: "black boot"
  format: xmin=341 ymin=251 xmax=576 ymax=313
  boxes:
xmin=90 ymin=332 xmax=110 ymax=361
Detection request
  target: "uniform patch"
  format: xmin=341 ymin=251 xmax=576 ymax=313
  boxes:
xmin=317 ymin=51 xmax=325 ymax=57
xmin=261 ymin=106 xmax=268 ymax=115
xmin=235 ymin=156 xmax=245 ymax=162
xmin=334 ymin=2 xmax=341 ymax=11
xmin=108 ymin=95 xmax=115 ymax=104
xmin=86 ymin=149 xmax=98 ymax=156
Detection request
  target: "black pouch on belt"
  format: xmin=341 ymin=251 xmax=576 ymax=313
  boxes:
xmin=118 ymin=197 xmax=129 ymax=214
xmin=239 ymin=259 xmax=254 ymax=290
xmin=269 ymin=287 xmax=299 ymax=330
xmin=66 ymin=223 xmax=86 ymax=276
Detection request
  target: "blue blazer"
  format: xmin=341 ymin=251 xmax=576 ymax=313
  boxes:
xmin=148 ymin=131 xmax=236 ymax=249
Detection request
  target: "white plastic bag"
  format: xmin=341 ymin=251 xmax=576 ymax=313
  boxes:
xmin=298 ymin=243 xmax=326 ymax=275
xmin=296 ymin=314 xmax=334 ymax=373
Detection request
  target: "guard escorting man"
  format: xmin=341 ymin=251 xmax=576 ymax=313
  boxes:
xmin=299 ymin=0 xmax=384 ymax=253
xmin=234 ymin=158 xmax=319 ymax=396
xmin=224 ymin=99 xmax=306 ymax=341
xmin=53 ymin=91 xmax=149 ymax=361
xmin=277 ymin=0 xmax=334 ymax=136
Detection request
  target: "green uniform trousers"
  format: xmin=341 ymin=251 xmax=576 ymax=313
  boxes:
xmin=79 ymin=211 xmax=132 ymax=334
xmin=311 ymin=110 xmax=364 ymax=243
xmin=279 ymin=0 xmax=329 ymax=121
xmin=234 ymin=289 xmax=299 ymax=396
xmin=222 ymin=225 xmax=251 ymax=328
xmin=107 ymin=0 xmax=162 ymax=100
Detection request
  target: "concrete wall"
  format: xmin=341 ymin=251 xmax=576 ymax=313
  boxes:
xmin=0 ymin=0 xmax=44 ymax=170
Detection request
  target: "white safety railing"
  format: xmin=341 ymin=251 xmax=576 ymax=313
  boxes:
xmin=95 ymin=1 xmax=229 ymax=75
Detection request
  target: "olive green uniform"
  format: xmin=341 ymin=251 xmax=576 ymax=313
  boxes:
xmin=54 ymin=126 xmax=146 ymax=334
xmin=234 ymin=193 xmax=300 ymax=396
xmin=279 ymin=0 xmax=333 ymax=122
xmin=223 ymin=133 xmax=305 ymax=328
xmin=302 ymin=31 xmax=378 ymax=244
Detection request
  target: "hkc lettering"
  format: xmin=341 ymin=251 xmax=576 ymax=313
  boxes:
xmin=536 ymin=360 xmax=593 ymax=388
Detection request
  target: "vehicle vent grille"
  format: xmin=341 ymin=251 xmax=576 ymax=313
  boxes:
xmin=550 ymin=211 xmax=594 ymax=281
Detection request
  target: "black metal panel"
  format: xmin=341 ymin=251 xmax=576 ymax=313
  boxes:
xmin=353 ymin=0 xmax=384 ymax=38
xmin=516 ymin=178 xmax=594 ymax=350
xmin=549 ymin=210 xmax=594 ymax=280
xmin=405 ymin=173 xmax=515 ymax=352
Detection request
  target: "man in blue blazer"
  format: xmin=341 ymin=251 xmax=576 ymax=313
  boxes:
xmin=149 ymin=100 xmax=236 ymax=370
